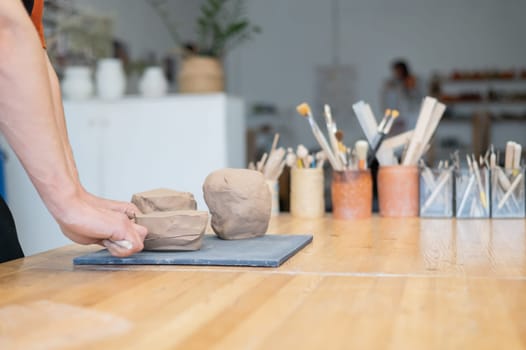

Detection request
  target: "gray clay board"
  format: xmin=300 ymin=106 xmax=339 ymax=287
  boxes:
xmin=73 ymin=234 xmax=313 ymax=268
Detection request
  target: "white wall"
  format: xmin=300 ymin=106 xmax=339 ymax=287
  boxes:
xmin=225 ymin=0 xmax=526 ymax=148
xmin=73 ymin=0 xmax=203 ymax=59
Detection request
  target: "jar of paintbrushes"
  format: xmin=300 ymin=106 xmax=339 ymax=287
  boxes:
xmin=353 ymin=96 xmax=447 ymax=217
xmin=491 ymin=142 xmax=525 ymax=218
xmin=294 ymin=102 xmax=374 ymax=219
xmin=331 ymin=141 xmax=373 ymax=220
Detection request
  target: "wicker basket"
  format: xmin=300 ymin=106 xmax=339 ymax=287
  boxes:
xmin=178 ymin=56 xmax=224 ymax=93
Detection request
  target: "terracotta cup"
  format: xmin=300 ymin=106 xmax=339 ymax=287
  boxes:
xmin=377 ymin=165 xmax=419 ymax=217
xmin=290 ymin=167 xmax=325 ymax=218
xmin=331 ymin=170 xmax=373 ymax=220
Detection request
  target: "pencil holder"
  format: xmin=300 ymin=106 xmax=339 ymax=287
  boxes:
xmin=419 ymin=168 xmax=454 ymax=218
xmin=290 ymin=167 xmax=325 ymax=218
xmin=377 ymin=165 xmax=419 ymax=217
xmin=491 ymin=167 xmax=525 ymax=218
xmin=266 ymin=180 xmax=280 ymax=216
xmin=455 ymin=168 xmax=490 ymax=218
xmin=331 ymin=170 xmax=373 ymax=220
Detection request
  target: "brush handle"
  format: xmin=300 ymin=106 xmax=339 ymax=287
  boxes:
xmin=310 ymin=118 xmax=342 ymax=171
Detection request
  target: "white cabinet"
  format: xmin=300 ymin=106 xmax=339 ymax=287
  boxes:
xmin=3 ymin=94 xmax=245 ymax=256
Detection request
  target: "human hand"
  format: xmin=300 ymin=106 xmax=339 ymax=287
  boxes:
xmin=56 ymin=197 xmax=147 ymax=257
xmin=81 ymin=191 xmax=142 ymax=218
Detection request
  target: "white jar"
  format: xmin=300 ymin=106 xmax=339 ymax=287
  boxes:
xmin=95 ymin=58 xmax=126 ymax=100
xmin=61 ymin=66 xmax=93 ymax=100
xmin=139 ymin=66 xmax=168 ymax=97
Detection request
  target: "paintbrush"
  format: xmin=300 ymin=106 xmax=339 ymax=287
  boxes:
xmin=355 ymin=140 xmax=369 ymax=170
xmin=324 ymin=104 xmax=343 ymax=168
xmin=377 ymin=109 xmax=392 ymax=133
xmin=371 ymin=110 xmax=400 ymax=154
xmin=296 ymin=103 xmax=342 ymax=170
xmin=296 ymin=144 xmax=309 ymax=168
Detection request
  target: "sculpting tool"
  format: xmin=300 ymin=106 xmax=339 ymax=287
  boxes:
xmin=505 ymin=141 xmax=515 ymax=170
xmin=103 ymin=239 xmax=133 ymax=250
xmin=419 ymin=160 xmax=436 ymax=190
xmin=256 ymin=153 xmax=268 ymax=172
xmin=296 ymin=103 xmax=342 ymax=170
xmin=472 ymin=155 xmax=488 ymax=209
xmin=403 ymin=96 xmax=437 ymax=165
xmin=513 ymin=142 xmax=522 ymax=175
xmin=457 ymin=157 xmax=476 ymax=215
xmin=421 ymin=168 xmax=452 ymax=212
xmin=498 ymin=173 xmax=523 ymax=209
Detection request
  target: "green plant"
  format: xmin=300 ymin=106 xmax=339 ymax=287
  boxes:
xmin=146 ymin=0 xmax=260 ymax=58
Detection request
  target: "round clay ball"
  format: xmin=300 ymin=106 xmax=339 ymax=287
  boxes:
xmin=203 ymin=168 xmax=271 ymax=240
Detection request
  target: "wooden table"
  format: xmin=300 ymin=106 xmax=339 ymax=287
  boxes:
xmin=1 ymin=216 xmax=526 ymax=349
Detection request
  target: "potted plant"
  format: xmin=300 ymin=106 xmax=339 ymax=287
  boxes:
xmin=147 ymin=0 xmax=260 ymax=93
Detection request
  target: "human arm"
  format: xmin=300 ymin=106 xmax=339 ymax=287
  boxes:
xmin=0 ymin=0 xmax=146 ymax=256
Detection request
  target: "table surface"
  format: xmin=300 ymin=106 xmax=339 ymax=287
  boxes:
xmin=1 ymin=215 xmax=526 ymax=349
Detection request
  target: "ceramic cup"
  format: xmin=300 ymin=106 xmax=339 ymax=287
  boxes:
xmin=377 ymin=165 xmax=419 ymax=217
xmin=331 ymin=170 xmax=373 ymax=220
xmin=290 ymin=167 xmax=325 ymax=219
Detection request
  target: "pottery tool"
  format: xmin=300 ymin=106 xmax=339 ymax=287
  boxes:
xmin=505 ymin=141 xmax=515 ymax=170
xmin=380 ymin=130 xmax=414 ymax=151
xmin=513 ymin=142 xmax=522 ymax=175
xmin=270 ymin=133 xmax=280 ymax=155
xmin=296 ymin=103 xmax=342 ymax=170
xmin=421 ymin=168 xmax=452 ymax=211
xmin=324 ymin=104 xmax=343 ymax=168
xmin=490 ymin=145 xmax=496 ymax=169
xmin=457 ymin=157 xmax=476 ymax=215
xmin=352 ymin=101 xmax=399 ymax=166
xmin=355 ymin=140 xmax=369 ymax=170
xmin=256 ymin=152 xmax=268 ymax=172
xmin=471 ymin=154 xmax=488 ymax=209
xmin=498 ymin=173 xmax=523 ymax=210
xmin=103 ymin=239 xmax=133 ymax=250
xmin=263 ymin=147 xmax=286 ymax=181
xmin=402 ymin=97 xmax=446 ymax=166
xmin=352 ymin=101 xmax=377 ymax=144
xmin=419 ymin=160 xmax=436 ymax=190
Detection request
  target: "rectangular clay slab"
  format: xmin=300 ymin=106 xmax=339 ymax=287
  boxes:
xmin=131 ymin=188 xmax=197 ymax=214
xmin=136 ymin=210 xmax=208 ymax=251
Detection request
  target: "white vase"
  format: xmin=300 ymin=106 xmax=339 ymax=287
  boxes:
xmin=95 ymin=58 xmax=126 ymax=100
xmin=61 ymin=66 xmax=93 ymax=100
xmin=139 ymin=66 xmax=168 ymax=97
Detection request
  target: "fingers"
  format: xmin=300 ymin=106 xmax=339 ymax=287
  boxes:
xmin=105 ymin=217 xmax=147 ymax=257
